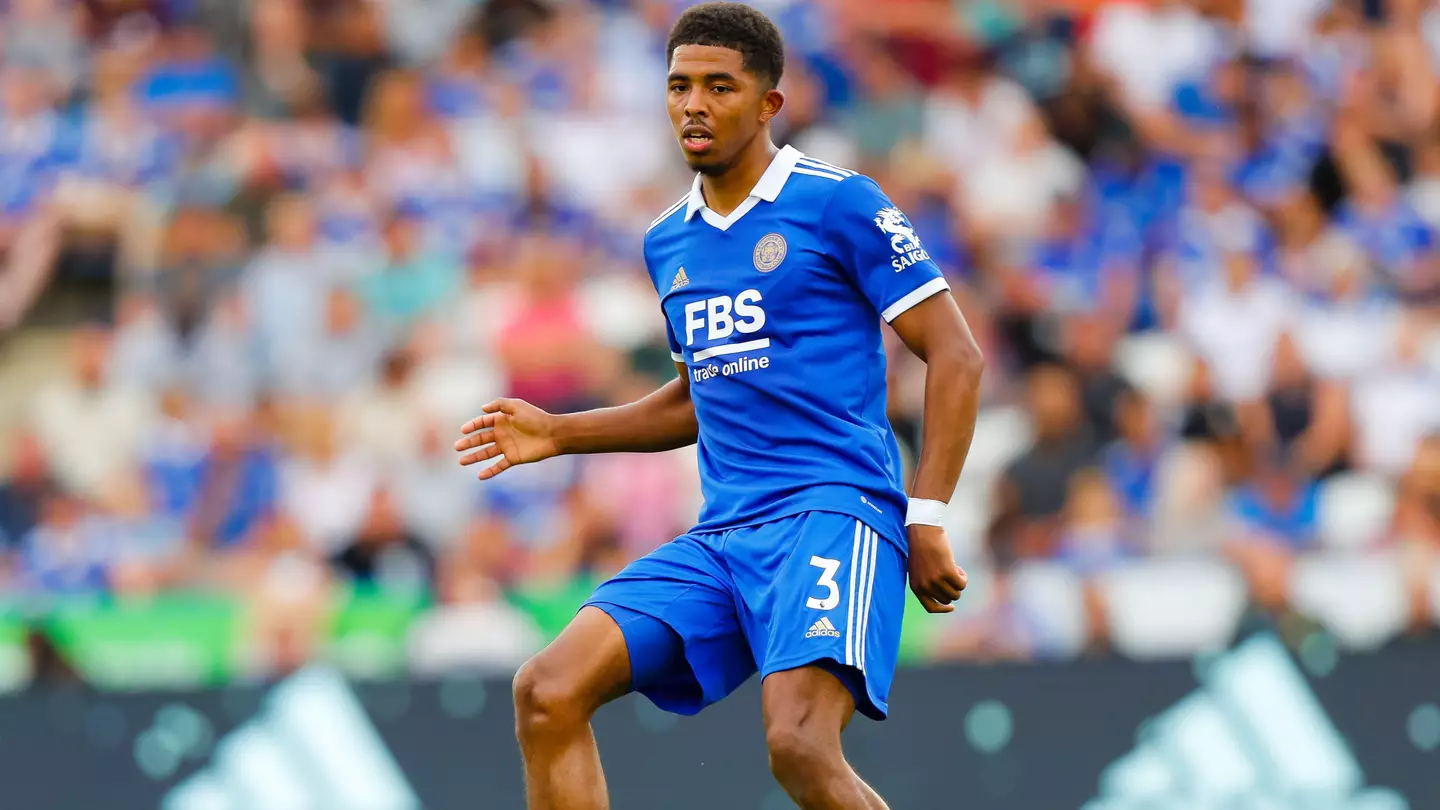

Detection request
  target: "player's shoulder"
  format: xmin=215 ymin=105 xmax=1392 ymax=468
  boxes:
xmin=645 ymin=192 xmax=691 ymax=240
xmin=786 ymin=154 xmax=888 ymax=215
xmin=786 ymin=154 xmax=877 ymax=200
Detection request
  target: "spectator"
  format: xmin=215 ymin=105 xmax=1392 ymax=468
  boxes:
xmin=168 ymin=410 xmax=278 ymax=551
xmin=576 ymin=374 xmax=696 ymax=572
xmin=29 ymin=326 xmax=154 ymax=502
xmin=1054 ymin=468 xmax=1140 ymax=577
xmin=279 ymin=407 xmax=376 ymax=554
xmin=921 ymin=47 xmax=1035 ymax=174
xmin=493 ymin=235 xmax=617 ymax=413
xmin=1149 ymin=441 xmax=1231 ymax=555
xmin=339 ymin=348 xmax=427 ymax=471
xmin=933 ymin=561 xmax=1044 ymax=663
xmin=992 ymin=364 xmax=1098 ymax=559
xmin=272 ymin=287 xmax=387 ymax=399
xmin=15 ymin=489 xmax=111 ymax=597
xmin=1063 ymin=313 xmax=1133 ymax=447
xmin=1255 ymin=333 xmax=1350 ymax=477
xmin=1290 ymin=236 xmax=1400 ymax=383
xmin=1224 ymin=450 xmax=1320 ymax=612
xmin=244 ymin=194 xmax=336 ymax=376
xmin=331 ymin=489 xmax=435 ymax=597
xmin=148 ymin=205 xmax=248 ymax=339
xmin=1178 ymin=245 xmax=1295 ymax=404
xmin=1226 ymin=451 xmax=1321 ymax=551
xmin=1102 ymin=387 xmax=1167 ymax=518
xmin=231 ymin=513 xmax=332 ymax=681
xmin=136 ymin=25 xmax=240 ymax=144
xmin=393 ymin=420 xmax=484 ymax=552
xmin=1410 ymin=137 xmax=1440 ymax=230
xmin=1394 ymin=434 xmax=1440 ymax=549
xmin=0 ymin=433 xmax=53 ymax=552
xmin=2 ymin=0 xmax=87 ymax=100
xmin=354 ymin=204 xmax=461 ymax=330
xmin=98 ymin=475 xmax=185 ymax=598
xmin=1350 ymin=316 xmax=1440 ymax=476
xmin=406 ymin=519 xmax=544 ymax=675
xmin=244 ymin=0 xmax=322 ymax=119
xmin=962 ymin=108 xmax=1084 ymax=243
xmin=843 ymin=38 xmax=926 ymax=166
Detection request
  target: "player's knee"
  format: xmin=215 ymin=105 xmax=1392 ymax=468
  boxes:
xmin=766 ymin=720 xmax=840 ymax=784
xmin=513 ymin=654 xmax=592 ymax=737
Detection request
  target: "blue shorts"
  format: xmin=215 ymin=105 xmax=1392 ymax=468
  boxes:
xmin=584 ymin=511 xmax=905 ymax=720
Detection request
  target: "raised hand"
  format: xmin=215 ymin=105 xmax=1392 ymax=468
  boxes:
xmin=455 ymin=398 xmax=562 ymax=480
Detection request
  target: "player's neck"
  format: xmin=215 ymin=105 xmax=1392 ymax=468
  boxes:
xmin=700 ymin=139 xmax=780 ymax=217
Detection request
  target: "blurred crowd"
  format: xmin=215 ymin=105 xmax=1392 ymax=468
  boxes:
xmin=1 ymin=0 xmax=1439 ymax=684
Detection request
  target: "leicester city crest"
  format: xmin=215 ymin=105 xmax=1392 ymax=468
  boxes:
xmin=753 ymin=233 xmax=787 ymax=272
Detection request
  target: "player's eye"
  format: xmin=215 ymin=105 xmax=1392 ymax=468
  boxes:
xmin=669 ymin=83 xmax=687 ymax=94
xmin=712 ymin=85 xmax=733 ymax=94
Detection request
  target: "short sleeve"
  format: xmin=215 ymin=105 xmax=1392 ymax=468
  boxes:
xmin=665 ymin=316 xmax=684 ymax=363
xmin=643 ymin=234 xmax=686 ymax=363
xmin=822 ymin=176 xmax=951 ymax=323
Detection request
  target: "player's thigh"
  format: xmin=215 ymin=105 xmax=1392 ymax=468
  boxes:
xmin=761 ymin=664 xmax=857 ymax=744
xmin=584 ymin=534 xmax=755 ymax=714
xmin=735 ymin=513 xmax=907 ymax=720
xmin=515 ymin=606 xmax=632 ymax=718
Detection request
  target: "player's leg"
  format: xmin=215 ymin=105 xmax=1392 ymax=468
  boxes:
xmin=512 ymin=606 xmax=631 ymax=810
xmin=727 ymin=512 xmax=908 ymax=809
xmin=516 ymin=532 xmax=753 ymax=809
xmin=762 ymin=665 xmax=889 ymax=809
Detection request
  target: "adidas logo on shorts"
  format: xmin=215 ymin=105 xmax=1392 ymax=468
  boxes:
xmin=805 ymin=617 xmax=841 ymax=639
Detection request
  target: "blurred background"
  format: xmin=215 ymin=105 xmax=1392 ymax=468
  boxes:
xmin=0 ymin=0 xmax=1438 ymax=807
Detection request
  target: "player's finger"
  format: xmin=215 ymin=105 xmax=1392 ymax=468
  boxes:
xmin=476 ymin=457 xmax=511 ymax=481
xmin=459 ymin=412 xmax=499 ymax=435
xmin=945 ymin=567 xmax=968 ymax=592
xmin=481 ymin=398 xmax=516 ymax=415
xmin=925 ymin=580 xmax=963 ymax=604
xmin=454 ymin=428 xmax=495 ymax=452
xmin=915 ymin=592 xmax=955 ymax=614
xmin=459 ymin=444 xmax=503 ymax=467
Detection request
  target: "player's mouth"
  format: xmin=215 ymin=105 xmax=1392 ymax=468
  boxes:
xmin=681 ymin=124 xmax=714 ymax=153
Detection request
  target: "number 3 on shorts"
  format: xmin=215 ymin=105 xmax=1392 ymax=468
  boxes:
xmin=807 ymin=556 xmax=841 ymax=610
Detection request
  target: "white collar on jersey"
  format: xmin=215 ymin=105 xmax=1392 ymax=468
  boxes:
xmin=684 ymin=144 xmax=802 ymax=232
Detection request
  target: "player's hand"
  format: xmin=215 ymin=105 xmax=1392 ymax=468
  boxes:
xmin=907 ymin=524 xmax=967 ymax=614
xmin=455 ymin=398 xmax=561 ymax=480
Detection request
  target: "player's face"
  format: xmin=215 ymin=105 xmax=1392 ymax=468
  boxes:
xmin=667 ymin=44 xmax=783 ymax=175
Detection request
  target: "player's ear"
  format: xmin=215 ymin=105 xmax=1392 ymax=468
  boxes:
xmin=759 ymin=87 xmax=784 ymax=124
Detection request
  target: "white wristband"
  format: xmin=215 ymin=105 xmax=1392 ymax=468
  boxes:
xmin=905 ymin=498 xmax=947 ymax=528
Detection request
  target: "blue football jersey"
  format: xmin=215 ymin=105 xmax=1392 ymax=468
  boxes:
xmin=644 ymin=146 xmax=951 ymax=548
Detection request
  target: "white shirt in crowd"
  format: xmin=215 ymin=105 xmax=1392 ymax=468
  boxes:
xmin=1089 ymin=1 xmax=1226 ymax=109
xmin=923 ymin=75 xmax=1035 ymax=173
xmin=30 ymin=382 xmax=154 ymax=502
xmin=1351 ymin=362 xmax=1440 ymax=476
xmin=1293 ymin=298 xmax=1402 ymax=383
xmin=1179 ymin=274 xmax=1296 ymax=402
xmin=280 ymin=455 xmax=377 ymax=554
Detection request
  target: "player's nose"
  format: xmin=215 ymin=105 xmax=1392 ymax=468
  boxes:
xmin=682 ymin=90 xmax=710 ymax=118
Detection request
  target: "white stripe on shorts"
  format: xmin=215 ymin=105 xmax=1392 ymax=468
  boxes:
xmin=854 ymin=525 xmax=872 ymax=672
xmin=859 ymin=527 xmax=879 ymax=672
xmin=845 ymin=520 xmax=861 ymax=667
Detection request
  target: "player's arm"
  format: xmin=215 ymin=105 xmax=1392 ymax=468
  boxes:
xmin=821 ymin=174 xmax=982 ymax=614
xmin=455 ymin=363 xmax=697 ymax=481
xmin=889 ymin=293 xmax=985 ymax=613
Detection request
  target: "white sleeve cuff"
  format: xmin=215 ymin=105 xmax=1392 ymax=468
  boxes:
xmin=671 ymin=351 xmax=685 ymax=363
xmin=880 ymin=277 xmax=951 ymax=323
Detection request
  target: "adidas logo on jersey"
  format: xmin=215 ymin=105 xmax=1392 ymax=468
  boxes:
xmin=670 ymin=266 xmax=690 ymax=291
xmin=805 ymin=617 xmax=841 ymax=639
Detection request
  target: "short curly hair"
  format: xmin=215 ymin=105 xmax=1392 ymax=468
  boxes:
xmin=666 ymin=2 xmax=785 ymax=89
